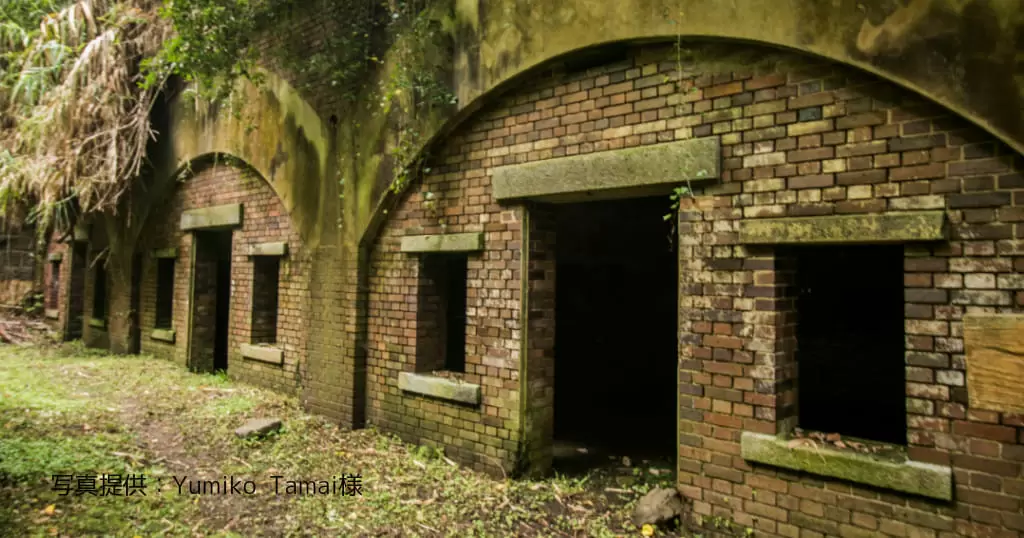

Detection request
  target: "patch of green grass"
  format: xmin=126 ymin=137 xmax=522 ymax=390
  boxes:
xmin=0 ymin=435 xmax=129 ymax=479
xmin=0 ymin=343 xmax=695 ymax=537
xmin=200 ymin=394 xmax=256 ymax=417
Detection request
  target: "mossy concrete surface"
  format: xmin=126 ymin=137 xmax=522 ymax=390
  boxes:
xmin=738 ymin=211 xmax=947 ymax=244
xmin=240 ymin=343 xmax=284 ymax=365
xmin=88 ymin=318 xmax=106 ymax=330
xmin=491 ymin=137 xmax=720 ymax=201
xmin=151 ymin=248 xmax=178 ymax=259
xmin=47 ymin=253 xmax=63 ymax=262
xmin=397 ymin=372 xmax=482 ymax=406
xmin=400 ymin=233 xmax=485 ymax=253
xmin=455 ymin=0 xmax=1024 ymax=158
xmin=740 ymin=432 xmax=953 ymax=501
xmin=150 ymin=329 xmax=176 ymax=344
xmin=247 ymin=242 xmax=289 ymax=257
xmin=179 ymin=203 xmax=243 ymax=231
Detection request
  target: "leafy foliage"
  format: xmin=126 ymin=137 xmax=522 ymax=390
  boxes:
xmin=0 ymin=0 xmax=456 ymax=240
xmin=0 ymin=0 xmax=172 ymax=234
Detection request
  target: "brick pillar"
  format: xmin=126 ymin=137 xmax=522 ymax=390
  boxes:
xmin=519 ymin=203 xmax=556 ymax=476
xmin=303 ymin=243 xmax=360 ymax=426
xmin=747 ymin=249 xmax=799 ymax=435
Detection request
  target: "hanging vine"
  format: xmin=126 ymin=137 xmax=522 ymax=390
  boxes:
xmin=148 ymin=0 xmax=457 ymax=198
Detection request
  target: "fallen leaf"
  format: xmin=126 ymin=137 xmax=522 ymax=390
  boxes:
xmin=41 ymin=504 xmax=55 ymax=516
xmin=641 ymin=523 xmax=655 ymax=536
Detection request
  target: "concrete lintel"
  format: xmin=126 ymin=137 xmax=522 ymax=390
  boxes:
xmin=150 ymin=329 xmax=176 ymax=344
xmin=47 ymin=253 xmax=63 ymax=262
xmin=398 ymin=372 xmax=481 ymax=406
xmin=491 ymin=137 xmax=720 ymax=201
xmin=240 ymin=343 xmax=284 ymax=365
xmin=152 ymin=248 xmax=179 ymax=259
xmin=738 ymin=211 xmax=947 ymax=244
xmin=45 ymin=309 xmax=59 ymax=319
xmin=401 ymin=233 xmax=484 ymax=253
xmin=741 ymin=432 xmax=952 ymax=501
xmin=180 ymin=203 xmax=243 ymax=231
xmin=88 ymin=318 xmax=107 ymax=330
xmin=248 ymin=241 xmax=289 ymax=257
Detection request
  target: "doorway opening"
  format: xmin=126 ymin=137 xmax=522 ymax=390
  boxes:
xmin=189 ymin=230 xmax=233 ymax=374
xmin=552 ymin=195 xmax=678 ymax=471
xmin=65 ymin=242 xmax=87 ymax=341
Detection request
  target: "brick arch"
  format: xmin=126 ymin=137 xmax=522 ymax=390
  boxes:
xmin=365 ymin=35 xmax=1022 ymax=246
xmin=448 ymin=0 xmax=1024 ymax=158
xmin=137 ymin=157 xmax=311 ymax=394
xmin=152 ymin=69 xmax=330 ymax=244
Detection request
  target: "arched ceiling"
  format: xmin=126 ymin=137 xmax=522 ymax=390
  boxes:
xmin=451 ymin=0 xmax=1024 ymax=155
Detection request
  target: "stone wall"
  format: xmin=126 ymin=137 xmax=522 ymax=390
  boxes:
xmin=364 ymin=41 xmax=1024 ymax=536
xmin=136 ymin=161 xmax=310 ymax=393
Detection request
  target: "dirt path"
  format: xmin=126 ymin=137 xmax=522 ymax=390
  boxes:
xmin=0 ymin=344 xmax=708 ymax=537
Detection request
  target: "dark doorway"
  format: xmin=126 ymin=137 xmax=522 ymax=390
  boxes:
xmin=65 ymin=242 xmax=87 ymax=341
xmin=553 ymin=196 xmax=678 ymax=467
xmin=791 ymin=245 xmax=906 ymax=445
xmin=189 ymin=230 xmax=233 ymax=374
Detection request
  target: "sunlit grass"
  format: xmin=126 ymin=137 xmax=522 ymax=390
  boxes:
xmin=0 ymin=343 xmax=684 ymax=537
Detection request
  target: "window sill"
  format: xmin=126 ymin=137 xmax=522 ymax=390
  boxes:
xmin=240 ymin=343 xmax=283 ymax=365
xmin=88 ymin=318 xmax=106 ymax=330
xmin=397 ymin=372 xmax=481 ymax=406
xmin=740 ymin=432 xmax=952 ymax=501
xmin=44 ymin=309 xmax=59 ymax=320
xmin=150 ymin=329 xmax=176 ymax=344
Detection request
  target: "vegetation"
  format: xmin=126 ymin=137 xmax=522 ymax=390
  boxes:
xmin=0 ymin=0 xmax=171 ymax=232
xmin=0 ymin=0 xmax=454 ymax=239
xmin=0 ymin=343 xmax=686 ymax=536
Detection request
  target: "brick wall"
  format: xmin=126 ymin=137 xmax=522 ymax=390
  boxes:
xmin=363 ymin=41 xmax=1023 ymax=535
xmin=136 ymin=161 xmax=311 ymax=394
xmin=366 ymin=168 xmax=524 ymax=474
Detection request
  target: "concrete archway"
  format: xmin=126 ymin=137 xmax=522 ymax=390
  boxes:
xmin=148 ymin=70 xmax=332 ymax=246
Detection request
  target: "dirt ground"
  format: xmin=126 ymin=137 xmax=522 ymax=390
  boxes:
xmin=0 ymin=341 xmax=724 ymax=537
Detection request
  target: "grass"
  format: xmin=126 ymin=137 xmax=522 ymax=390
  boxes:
xmin=0 ymin=342 xmax=697 ymax=537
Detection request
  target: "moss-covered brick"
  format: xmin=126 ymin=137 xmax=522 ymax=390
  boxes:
xmin=737 ymin=211 xmax=947 ymax=244
xmin=491 ymin=137 xmax=720 ymax=201
xmin=179 ymin=203 xmax=243 ymax=231
xmin=740 ymin=432 xmax=953 ymax=500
